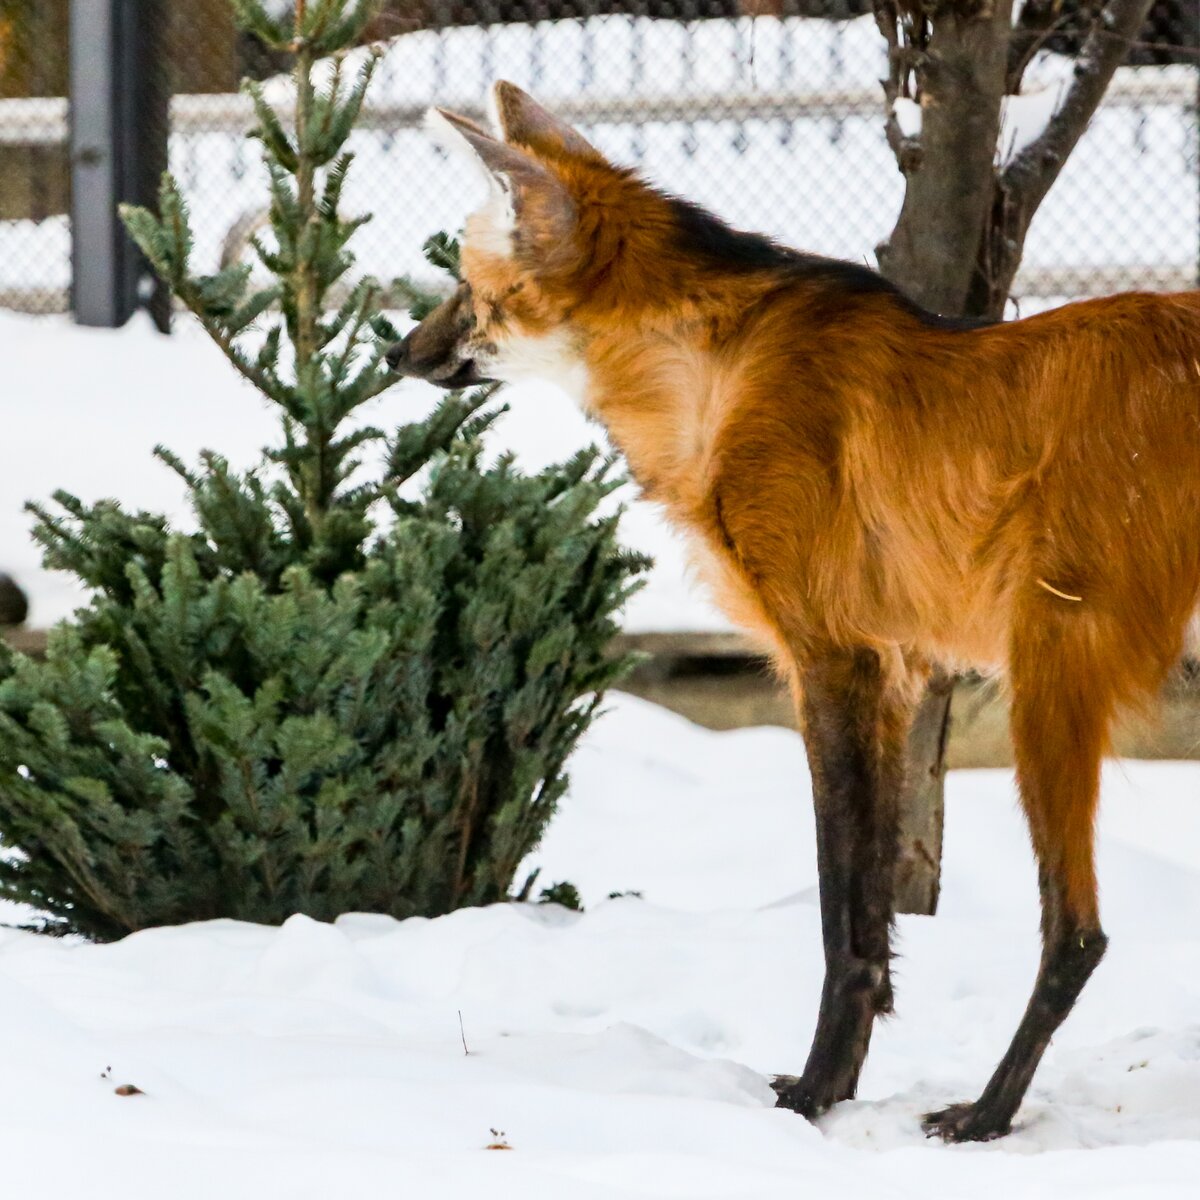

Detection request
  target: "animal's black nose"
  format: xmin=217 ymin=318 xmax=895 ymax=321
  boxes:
xmin=385 ymin=338 xmax=409 ymax=373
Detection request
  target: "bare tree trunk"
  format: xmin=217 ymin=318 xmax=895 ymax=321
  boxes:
xmin=871 ymin=0 xmax=1154 ymax=914
xmin=892 ymin=671 xmax=952 ymax=912
xmin=875 ymin=0 xmax=1014 ymax=314
xmin=873 ymin=0 xmax=1012 ymax=915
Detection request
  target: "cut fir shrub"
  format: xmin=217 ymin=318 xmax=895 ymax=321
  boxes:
xmin=0 ymin=0 xmax=646 ymax=940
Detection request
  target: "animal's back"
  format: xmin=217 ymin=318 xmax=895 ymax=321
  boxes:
xmin=711 ymin=285 xmax=1200 ymax=676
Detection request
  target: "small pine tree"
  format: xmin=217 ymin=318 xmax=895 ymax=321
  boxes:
xmin=0 ymin=0 xmax=646 ymax=940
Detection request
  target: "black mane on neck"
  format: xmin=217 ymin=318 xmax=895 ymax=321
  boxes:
xmin=664 ymin=195 xmax=994 ymax=332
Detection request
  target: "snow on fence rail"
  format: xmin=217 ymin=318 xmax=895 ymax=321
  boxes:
xmin=169 ymin=67 xmax=1200 ymax=129
xmin=10 ymin=66 xmax=1197 ymax=142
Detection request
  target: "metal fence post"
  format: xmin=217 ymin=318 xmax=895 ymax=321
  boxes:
xmin=69 ymin=0 xmax=167 ymax=328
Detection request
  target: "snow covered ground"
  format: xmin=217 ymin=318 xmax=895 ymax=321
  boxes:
xmin=0 ymin=307 xmax=725 ymax=632
xmin=4 ymin=279 xmax=1200 ymax=1198
xmin=2 ymin=692 xmax=1199 ymax=1197
xmin=4 ymin=34 xmax=1200 ymax=1188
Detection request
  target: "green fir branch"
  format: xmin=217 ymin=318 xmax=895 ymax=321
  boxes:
xmin=2 ymin=0 xmax=646 ymax=940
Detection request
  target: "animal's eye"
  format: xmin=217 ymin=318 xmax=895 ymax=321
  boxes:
xmin=473 ymin=295 xmax=505 ymax=328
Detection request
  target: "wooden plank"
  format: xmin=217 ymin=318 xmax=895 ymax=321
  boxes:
xmin=8 ymin=624 xmax=1197 ymax=766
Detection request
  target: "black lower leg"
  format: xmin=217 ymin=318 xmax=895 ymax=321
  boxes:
xmin=924 ymin=635 xmax=1113 ymax=1143
xmin=774 ymin=648 xmax=907 ymax=1119
xmin=923 ymin=915 xmax=1106 ymax=1142
xmin=772 ymin=952 xmax=891 ymax=1117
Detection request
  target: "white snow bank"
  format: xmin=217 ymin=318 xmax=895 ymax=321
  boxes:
xmin=2 ymin=693 xmax=1200 ymax=1197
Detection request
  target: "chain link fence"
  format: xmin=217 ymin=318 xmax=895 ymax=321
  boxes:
xmin=1 ymin=1 xmax=1198 ymax=316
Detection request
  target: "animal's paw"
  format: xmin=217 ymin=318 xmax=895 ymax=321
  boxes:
xmin=770 ymin=1074 xmax=827 ymax=1121
xmin=921 ymin=1101 xmax=1011 ymax=1143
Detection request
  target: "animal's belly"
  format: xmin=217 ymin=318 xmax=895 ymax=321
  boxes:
xmin=863 ymin=553 xmax=1014 ymax=674
xmin=684 ymin=516 xmax=1015 ymax=676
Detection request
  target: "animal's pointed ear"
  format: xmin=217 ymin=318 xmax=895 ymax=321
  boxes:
xmin=427 ymin=106 xmax=544 ymax=185
xmin=426 ymin=106 xmax=576 ymax=263
xmin=489 ymin=80 xmax=603 ymax=162
xmin=430 ymin=106 xmax=491 ymax=142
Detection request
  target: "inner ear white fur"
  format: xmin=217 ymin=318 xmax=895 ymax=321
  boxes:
xmin=424 ymin=107 xmax=516 ymax=258
xmin=484 ymin=84 xmax=506 ymax=141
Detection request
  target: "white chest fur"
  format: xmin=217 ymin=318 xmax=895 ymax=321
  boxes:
xmin=484 ymin=328 xmax=592 ymax=407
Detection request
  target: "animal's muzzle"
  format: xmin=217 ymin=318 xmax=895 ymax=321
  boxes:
xmin=386 ymin=335 xmax=493 ymax=389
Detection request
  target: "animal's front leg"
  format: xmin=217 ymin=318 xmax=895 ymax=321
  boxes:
xmin=773 ymin=646 xmax=911 ymax=1120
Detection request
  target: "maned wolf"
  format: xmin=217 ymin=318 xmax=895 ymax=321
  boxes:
xmin=388 ymin=82 xmax=1200 ymax=1142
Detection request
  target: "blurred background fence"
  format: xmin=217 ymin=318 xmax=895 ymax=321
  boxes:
xmin=1 ymin=0 xmax=1199 ymax=322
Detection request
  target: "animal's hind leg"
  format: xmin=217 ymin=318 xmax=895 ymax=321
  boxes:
xmin=774 ymin=646 xmax=912 ymax=1119
xmin=923 ymin=614 xmax=1113 ymax=1143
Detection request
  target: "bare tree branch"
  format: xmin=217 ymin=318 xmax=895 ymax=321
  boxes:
xmin=1002 ymin=0 xmax=1156 ymax=230
xmin=1006 ymin=0 xmax=1095 ymax=93
xmin=965 ymin=0 xmax=1155 ymax=313
xmin=874 ymin=0 xmax=924 ymax=175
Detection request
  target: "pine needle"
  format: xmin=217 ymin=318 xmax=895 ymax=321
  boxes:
xmin=1036 ymin=577 xmax=1083 ymax=602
